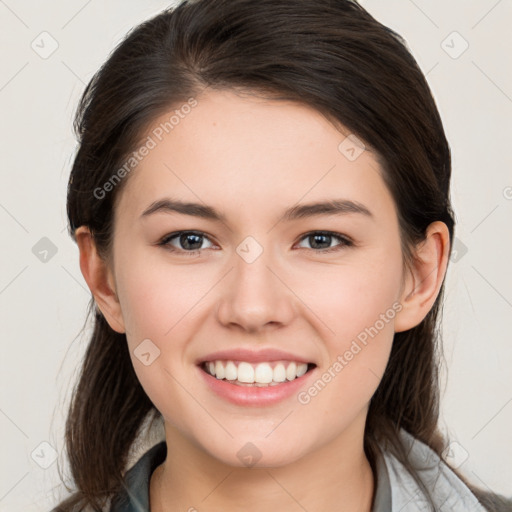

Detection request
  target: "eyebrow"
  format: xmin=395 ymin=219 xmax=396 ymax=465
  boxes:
xmin=140 ymin=197 xmax=373 ymax=223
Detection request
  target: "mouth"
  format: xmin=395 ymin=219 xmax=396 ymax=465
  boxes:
xmin=198 ymin=360 xmax=317 ymax=387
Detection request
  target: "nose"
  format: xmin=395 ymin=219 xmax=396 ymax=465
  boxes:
xmin=216 ymin=242 xmax=296 ymax=333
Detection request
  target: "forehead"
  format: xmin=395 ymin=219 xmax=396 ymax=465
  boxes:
xmin=115 ymin=89 xmax=394 ymax=225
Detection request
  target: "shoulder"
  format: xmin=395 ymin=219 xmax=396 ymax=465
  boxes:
xmin=378 ymin=428 xmax=487 ymax=511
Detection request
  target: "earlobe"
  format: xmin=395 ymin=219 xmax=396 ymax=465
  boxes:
xmin=75 ymin=226 xmax=126 ymax=334
xmin=394 ymin=221 xmax=450 ymax=333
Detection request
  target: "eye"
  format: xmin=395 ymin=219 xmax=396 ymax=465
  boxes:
xmin=295 ymin=231 xmax=353 ymax=253
xmin=157 ymin=230 xmax=353 ymax=256
xmin=158 ymin=231 xmax=215 ymax=256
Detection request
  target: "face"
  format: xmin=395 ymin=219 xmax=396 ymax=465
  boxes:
xmin=108 ymin=88 xmax=407 ymax=468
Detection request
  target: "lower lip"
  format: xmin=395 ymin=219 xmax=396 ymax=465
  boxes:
xmin=197 ymin=365 xmax=316 ymax=407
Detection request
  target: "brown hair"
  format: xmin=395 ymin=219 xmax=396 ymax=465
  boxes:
xmin=55 ymin=0 xmax=510 ymax=510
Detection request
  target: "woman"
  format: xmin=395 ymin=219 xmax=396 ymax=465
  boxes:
xmin=53 ymin=0 xmax=511 ymax=510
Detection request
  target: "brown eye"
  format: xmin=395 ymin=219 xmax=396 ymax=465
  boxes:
xmin=158 ymin=231 xmax=214 ymax=255
xmin=296 ymin=231 xmax=353 ymax=253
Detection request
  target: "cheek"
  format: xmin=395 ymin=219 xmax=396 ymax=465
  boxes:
xmin=116 ymin=271 xmax=170 ymax=342
xmin=114 ymin=246 xmax=207 ymax=341
xmin=113 ymin=251 xmax=220 ymax=402
xmin=297 ymin=252 xmax=403 ymax=342
xmin=295 ymin=251 xmax=402 ymax=404
xmin=113 ymin=255 xmax=202 ymax=415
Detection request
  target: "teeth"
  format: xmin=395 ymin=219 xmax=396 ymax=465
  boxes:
xmin=215 ymin=361 xmax=225 ymax=380
xmin=286 ymin=362 xmax=297 ymax=381
xmin=254 ymin=362 xmax=273 ymax=383
xmin=203 ymin=360 xmax=310 ymax=385
xmin=296 ymin=364 xmax=307 ymax=377
xmin=273 ymin=363 xmax=286 ymax=382
xmin=225 ymin=361 xmax=237 ymax=381
xmin=238 ymin=362 xmax=255 ymax=383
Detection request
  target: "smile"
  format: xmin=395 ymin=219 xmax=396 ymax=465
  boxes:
xmin=201 ymin=360 xmax=315 ymax=387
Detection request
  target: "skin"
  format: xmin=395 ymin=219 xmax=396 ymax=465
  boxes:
xmin=76 ymin=88 xmax=450 ymax=512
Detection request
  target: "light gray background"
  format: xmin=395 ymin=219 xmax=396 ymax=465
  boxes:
xmin=1 ymin=1 xmax=511 ymax=510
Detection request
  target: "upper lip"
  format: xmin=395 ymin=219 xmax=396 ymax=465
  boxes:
xmin=197 ymin=348 xmax=315 ymax=365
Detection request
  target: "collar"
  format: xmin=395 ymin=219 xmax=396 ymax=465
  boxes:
xmin=110 ymin=441 xmax=166 ymax=512
xmin=110 ymin=429 xmax=485 ymax=511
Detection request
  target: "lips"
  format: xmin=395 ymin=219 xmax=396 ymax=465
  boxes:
xmin=196 ymin=355 xmax=318 ymax=406
xmin=196 ymin=347 xmax=315 ymax=366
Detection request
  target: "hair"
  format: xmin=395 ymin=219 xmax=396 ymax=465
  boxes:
xmin=54 ymin=0 xmax=510 ymax=510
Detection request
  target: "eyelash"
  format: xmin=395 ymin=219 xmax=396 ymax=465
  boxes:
xmin=157 ymin=230 xmax=354 ymax=256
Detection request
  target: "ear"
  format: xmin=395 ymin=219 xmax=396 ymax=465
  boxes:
xmin=394 ymin=221 xmax=450 ymax=332
xmin=75 ymin=226 xmax=126 ymax=334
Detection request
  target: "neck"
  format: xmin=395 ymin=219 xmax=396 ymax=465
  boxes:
xmin=150 ymin=416 xmax=375 ymax=512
